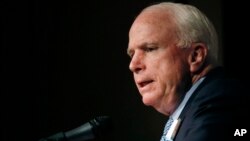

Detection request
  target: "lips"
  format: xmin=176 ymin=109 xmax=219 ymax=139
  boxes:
xmin=138 ymin=80 xmax=154 ymax=88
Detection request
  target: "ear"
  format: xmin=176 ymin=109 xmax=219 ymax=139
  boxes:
xmin=188 ymin=43 xmax=208 ymax=73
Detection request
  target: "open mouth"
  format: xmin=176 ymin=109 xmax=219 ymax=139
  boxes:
xmin=138 ymin=80 xmax=154 ymax=87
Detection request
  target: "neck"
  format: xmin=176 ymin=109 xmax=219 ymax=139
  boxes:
xmin=192 ymin=64 xmax=215 ymax=84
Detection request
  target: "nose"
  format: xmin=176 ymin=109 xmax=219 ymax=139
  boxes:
xmin=129 ymin=52 xmax=145 ymax=73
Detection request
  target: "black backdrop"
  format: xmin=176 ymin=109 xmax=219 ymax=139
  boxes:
xmin=1 ymin=0 xmax=249 ymax=141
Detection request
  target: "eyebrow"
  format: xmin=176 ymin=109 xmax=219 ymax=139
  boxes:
xmin=127 ymin=42 xmax=159 ymax=55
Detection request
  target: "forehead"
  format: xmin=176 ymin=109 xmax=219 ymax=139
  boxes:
xmin=128 ymin=10 xmax=177 ymax=49
xmin=130 ymin=9 xmax=173 ymax=32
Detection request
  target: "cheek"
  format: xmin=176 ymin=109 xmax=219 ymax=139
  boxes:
xmin=157 ymin=59 xmax=187 ymax=89
xmin=156 ymin=59 xmax=177 ymax=79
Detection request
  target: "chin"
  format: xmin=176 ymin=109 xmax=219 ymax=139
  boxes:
xmin=142 ymin=96 xmax=156 ymax=106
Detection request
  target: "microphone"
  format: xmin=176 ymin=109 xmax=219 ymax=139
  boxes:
xmin=39 ymin=116 xmax=113 ymax=141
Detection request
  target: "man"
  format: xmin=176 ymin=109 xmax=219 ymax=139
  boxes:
xmin=127 ymin=2 xmax=248 ymax=141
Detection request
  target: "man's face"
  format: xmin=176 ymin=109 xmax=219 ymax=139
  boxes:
xmin=127 ymin=11 xmax=191 ymax=115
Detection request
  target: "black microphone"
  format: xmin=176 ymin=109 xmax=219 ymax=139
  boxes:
xmin=39 ymin=116 xmax=113 ymax=141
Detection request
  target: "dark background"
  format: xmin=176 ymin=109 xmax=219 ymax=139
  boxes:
xmin=1 ymin=0 xmax=249 ymax=141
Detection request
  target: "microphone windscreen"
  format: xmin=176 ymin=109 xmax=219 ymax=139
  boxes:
xmin=90 ymin=116 xmax=113 ymax=137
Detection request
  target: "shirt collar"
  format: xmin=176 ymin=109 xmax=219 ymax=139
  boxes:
xmin=170 ymin=77 xmax=206 ymax=120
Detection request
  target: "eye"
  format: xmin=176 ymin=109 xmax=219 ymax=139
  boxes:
xmin=144 ymin=47 xmax=157 ymax=52
xmin=129 ymin=53 xmax=134 ymax=58
xmin=127 ymin=51 xmax=134 ymax=58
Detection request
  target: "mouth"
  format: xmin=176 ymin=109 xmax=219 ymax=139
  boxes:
xmin=138 ymin=80 xmax=154 ymax=88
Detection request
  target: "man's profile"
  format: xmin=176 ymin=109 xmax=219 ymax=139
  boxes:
xmin=127 ymin=2 xmax=249 ymax=141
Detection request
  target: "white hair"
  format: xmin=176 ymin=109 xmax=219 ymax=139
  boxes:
xmin=143 ymin=2 xmax=219 ymax=63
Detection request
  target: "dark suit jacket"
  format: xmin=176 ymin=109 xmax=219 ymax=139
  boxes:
xmin=174 ymin=67 xmax=249 ymax=141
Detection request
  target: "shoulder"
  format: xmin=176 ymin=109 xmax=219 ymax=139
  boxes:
xmin=194 ymin=66 xmax=248 ymax=104
xmin=191 ymin=67 xmax=249 ymax=120
xmin=176 ymin=67 xmax=250 ymax=141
